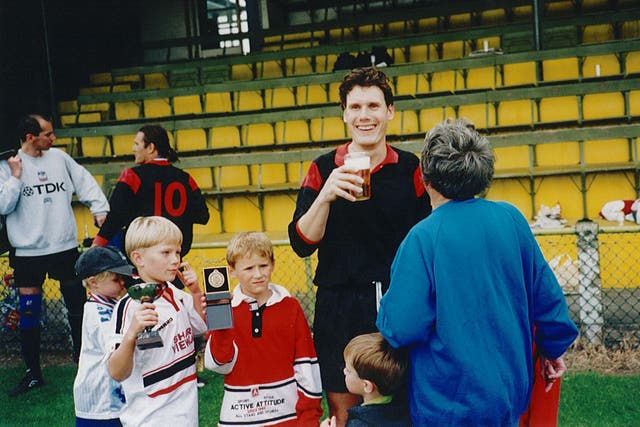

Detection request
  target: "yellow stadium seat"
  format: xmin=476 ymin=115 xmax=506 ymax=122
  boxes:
xmin=503 ymin=62 xmax=536 ymax=86
xmin=263 ymin=195 xmax=297 ymax=232
xmin=430 ymin=71 xmax=455 ymax=92
xmin=261 ymin=60 xmax=284 ymax=78
xmin=583 ymin=54 xmax=620 ymax=78
xmin=419 ymin=107 xmax=453 ymax=131
xmin=497 ymin=99 xmax=535 ymax=126
xmin=211 ymin=126 xmax=241 ymax=149
xmin=628 ymin=90 xmax=640 ymax=116
xmin=442 ymin=41 xmax=464 ymax=59
xmin=310 ymin=117 xmax=346 ymax=142
xmin=176 ymin=129 xmax=207 ymax=151
xmin=458 ymin=104 xmax=494 ymax=130
xmin=218 ymin=165 xmax=250 ymax=188
xmin=112 ymin=134 xmax=136 ymax=156
xmin=267 ymin=87 xmax=295 ymax=109
xmin=536 ymin=141 xmax=580 ymax=167
xmin=535 ymin=176 xmax=583 ymax=219
xmin=222 ymin=196 xmax=262 ymax=232
xmin=249 ymin=164 xmax=287 ymax=186
xmin=627 ymin=51 xmax=640 ymax=74
xmin=245 ymin=123 xmax=276 ymax=146
xmin=183 ymin=167 xmax=213 ymax=190
xmin=395 ymin=75 xmax=418 ymax=96
xmin=584 ymin=138 xmax=631 ymax=165
xmin=409 ymin=45 xmax=428 ymax=63
xmin=539 ymin=96 xmax=579 ymax=123
xmin=297 ymin=84 xmax=328 ymax=105
xmin=205 ymin=92 xmax=233 ymax=113
xmin=114 ymin=102 xmax=140 ymax=120
xmin=466 ymin=67 xmax=496 ymax=90
xmin=493 ymin=145 xmax=530 ymax=171
xmin=291 ymin=57 xmax=314 ymax=75
xmin=143 ymin=99 xmax=171 ymax=118
xmin=387 ymin=110 xmax=419 ymax=136
xmin=484 ymin=180 xmax=532 ymax=218
xmin=542 ymin=58 xmax=579 ymax=82
xmin=89 ymin=72 xmax=112 ymax=86
xmin=582 ymin=24 xmax=614 ymax=43
xmin=79 ymin=136 xmax=107 ymax=157
xmin=231 ymin=64 xmax=254 ymax=80
xmin=275 ymin=120 xmax=310 ymax=144
xmin=236 ymin=90 xmax=264 ymax=111
xmin=58 ymin=100 xmax=78 ymax=114
xmin=173 ymin=95 xmax=202 ymax=115
xmin=583 ymin=92 xmax=625 ymax=120
xmin=144 ymin=73 xmax=169 ymax=89
xmin=328 ymin=82 xmax=341 ymax=103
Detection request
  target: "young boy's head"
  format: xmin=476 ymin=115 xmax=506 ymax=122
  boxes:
xmin=343 ymin=332 xmax=408 ymax=397
xmin=125 ymin=216 xmax=183 ymax=283
xmin=75 ymin=246 xmax=134 ymax=298
xmin=225 ymin=232 xmax=275 ymax=302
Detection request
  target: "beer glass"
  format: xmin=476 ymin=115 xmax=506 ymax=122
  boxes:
xmin=344 ymin=152 xmax=371 ymax=201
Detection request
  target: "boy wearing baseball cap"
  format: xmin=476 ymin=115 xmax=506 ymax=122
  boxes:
xmin=73 ymin=246 xmax=134 ymax=427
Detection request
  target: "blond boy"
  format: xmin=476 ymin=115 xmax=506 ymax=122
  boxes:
xmin=205 ymin=231 xmax=323 ymax=426
xmin=107 ymin=216 xmax=207 ymax=427
xmin=73 ymin=246 xmax=134 ymax=426
xmin=322 ymin=332 xmax=411 ymax=427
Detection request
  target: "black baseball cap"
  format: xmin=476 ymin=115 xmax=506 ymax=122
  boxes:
xmin=75 ymin=246 xmax=135 ymax=279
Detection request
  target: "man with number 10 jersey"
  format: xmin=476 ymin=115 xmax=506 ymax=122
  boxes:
xmin=94 ymin=124 xmax=209 ymax=257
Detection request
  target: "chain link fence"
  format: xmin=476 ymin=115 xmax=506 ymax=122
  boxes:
xmin=1 ymin=222 xmax=639 ymax=364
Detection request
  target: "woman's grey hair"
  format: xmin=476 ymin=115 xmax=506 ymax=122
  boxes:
xmin=420 ymin=118 xmax=494 ymax=200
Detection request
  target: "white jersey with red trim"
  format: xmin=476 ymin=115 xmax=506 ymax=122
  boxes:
xmin=74 ymin=293 xmax=125 ymax=420
xmin=109 ymin=282 xmax=207 ymax=427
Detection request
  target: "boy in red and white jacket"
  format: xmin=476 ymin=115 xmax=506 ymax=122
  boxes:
xmin=205 ymin=231 xmax=323 ymax=426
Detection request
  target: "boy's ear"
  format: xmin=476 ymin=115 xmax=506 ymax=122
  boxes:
xmin=228 ymin=265 xmax=236 ymax=279
xmin=129 ymin=250 xmax=143 ymax=267
xmin=363 ymin=379 xmax=376 ymax=394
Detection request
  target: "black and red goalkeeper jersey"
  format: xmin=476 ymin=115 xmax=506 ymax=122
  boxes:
xmin=95 ymin=159 xmax=209 ymax=255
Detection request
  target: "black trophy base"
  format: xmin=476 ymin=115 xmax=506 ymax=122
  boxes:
xmin=136 ymin=331 xmax=164 ymax=350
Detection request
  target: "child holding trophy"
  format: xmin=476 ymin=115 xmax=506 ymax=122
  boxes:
xmin=73 ymin=246 xmax=134 ymax=426
xmin=107 ymin=216 xmax=207 ymax=427
xmin=204 ymin=231 xmax=323 ymax=426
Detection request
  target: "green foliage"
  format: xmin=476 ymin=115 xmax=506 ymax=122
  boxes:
xmin=0 ymin=366 xmax=638 ymax=426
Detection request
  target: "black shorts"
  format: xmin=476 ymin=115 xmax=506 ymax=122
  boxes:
xmin=11 ymin=248 xmax=80 ymax=288
xmin=313 ymin=282 xmax=387 ymax=393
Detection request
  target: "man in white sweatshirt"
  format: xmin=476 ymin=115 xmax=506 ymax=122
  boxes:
xmin=0 ymin=114 xmax=109 ymax=396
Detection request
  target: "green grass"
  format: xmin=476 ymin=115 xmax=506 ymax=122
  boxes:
xmin=0 ymin=366 xmax=638 ymax=426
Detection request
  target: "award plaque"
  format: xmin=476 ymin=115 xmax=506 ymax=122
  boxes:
xmin=203 ymin=266 xmax=233 ymax=330
xmin=127 ymin=282 xmax=164 ymax=350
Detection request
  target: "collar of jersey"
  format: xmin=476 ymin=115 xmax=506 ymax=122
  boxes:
xmin=231 ymin=283 xmax=290 ymax=308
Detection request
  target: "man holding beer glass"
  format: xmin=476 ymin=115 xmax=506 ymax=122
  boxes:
xmin=288 ymin=67 xmax=431 ymax=426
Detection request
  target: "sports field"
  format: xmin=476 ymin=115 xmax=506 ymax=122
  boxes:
xmin=1 ymin=347 xmax=639 ymax=427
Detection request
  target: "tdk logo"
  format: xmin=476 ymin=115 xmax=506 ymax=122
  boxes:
xmin=22 ymin=182 xmax=66 ymax=197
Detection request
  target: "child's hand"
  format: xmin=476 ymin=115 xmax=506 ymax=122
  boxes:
xmin=177 ymin=262 xmax=200 ymax=292
xmin=127 ymin=302 xmax=158 ymax=337
xmin=320 ymin=416 xmax=336 ymax=427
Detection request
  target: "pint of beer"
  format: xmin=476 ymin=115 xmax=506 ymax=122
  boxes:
xmin=344 ymin=152 xmax=371 ymax=201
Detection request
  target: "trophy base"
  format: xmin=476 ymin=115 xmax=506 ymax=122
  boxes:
xmin=137 ymin=331 xmax=164 ymax=350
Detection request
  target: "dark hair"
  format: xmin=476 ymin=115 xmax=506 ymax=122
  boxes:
xmin=17 ymin=114 xmax=47 ymax=142
xmin=139 ymin=124 xmax=179 ymax=162
xmin=338 ymin=67 xmax=394 ymax=110
xmin=421 ymin=118 xmax=495 ymax=200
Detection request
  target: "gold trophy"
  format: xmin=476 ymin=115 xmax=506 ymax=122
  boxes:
xmin=127 ymin=282 xmax=164 ymax=350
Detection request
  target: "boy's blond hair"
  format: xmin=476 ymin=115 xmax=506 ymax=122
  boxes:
xmin=81 ymin=270 xmax=115 ymax=290
xmin=343 ymin=332 xmax=408 ymax=396
xmin=125 ymin=216 xmax=183 ymax=257
xmin=225 ymin=231 xmax=274 ymax=267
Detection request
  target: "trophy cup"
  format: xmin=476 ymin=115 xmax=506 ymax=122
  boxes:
xmin=127 ymin=282 xmax=164 ymax=350
xmin=203 ymin=266 xmax=233 ymax=330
